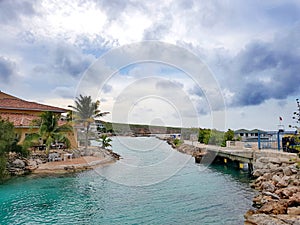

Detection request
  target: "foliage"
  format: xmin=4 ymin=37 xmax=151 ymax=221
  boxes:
xmin=173 ymin=138 xmax=183 ymax=147
xmin=98 ymin=134 xmax=112 ymax=149
xmin=198 ymin=128 xmax=235 ymax=147
xmin=221 ymin=129 xmax=235 ymax=147
xmin=24 ymin=111 xmax=72 ymax=154
xmin=208 ymin=129 xmax=224 ymax=146
xmin=0 ymin=117 xmax=26 ymax=181
xmin=198 ymin=128 xmax=211 ymax=144
xmin=69 ymin=95 xmax=109 ymax=149
xmin=0 ymin=156 xmax=8 ymax=183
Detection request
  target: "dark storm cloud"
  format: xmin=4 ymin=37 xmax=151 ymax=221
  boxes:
xmin=54 ymin=44 xmax=94 ymax=77
xmin=0 ymin=56 xmax=16 ymax=83
xmin=224 ymin=25 xmax=300 ymax=107
xmin=0 ymin=0 xmax=37 ymax=24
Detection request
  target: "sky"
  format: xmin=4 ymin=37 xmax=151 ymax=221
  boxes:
xmin=0 ymin=0 xmax=299 ymax=131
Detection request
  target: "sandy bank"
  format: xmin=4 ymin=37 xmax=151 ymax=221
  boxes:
xmin=32 ymin=156 xmax=116 ymax=175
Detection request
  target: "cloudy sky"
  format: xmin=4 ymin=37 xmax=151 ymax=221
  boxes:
xmin=0 ymin=0 xmax=299 ymax=131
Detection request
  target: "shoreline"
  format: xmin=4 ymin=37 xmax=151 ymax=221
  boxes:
xmin=5 ymin=147 xmax=121 ymax=179
xmin=31 ymin=155 xmax=117 ymax=175
xmin=163 ymin=138 xmax=300 ymax=224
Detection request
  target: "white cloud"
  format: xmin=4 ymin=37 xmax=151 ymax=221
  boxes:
xmin=0 ymin=0 xmax=299 ymax=130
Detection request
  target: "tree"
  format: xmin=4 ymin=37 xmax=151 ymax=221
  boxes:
xmin=0 ymin=117 xmax=17 ymax=181
xmin=198 ymin=128 xmax=211 ymax=144
xmin=289 ymin=98 xmax=300 ymax=132
xmin=208 ymin=129 xmax=224 ymax=146
xmin=68 ymin=95 xmax=109 ymax=149
xmin=24 ymin=111 xmax=72 ymax=154
xmin=222 ymin=129 xmax=235 ymax=147
xmin=99 ymin=134 xmax=112 ymax=149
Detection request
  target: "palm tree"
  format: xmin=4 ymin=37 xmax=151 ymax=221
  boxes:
xmin=24 ymin=111 xmax=73 ymax=154
xmin=68 ymin=95 xmax=109 ymax=149
xmin=99 ymin=134 xmax=112 ymax=149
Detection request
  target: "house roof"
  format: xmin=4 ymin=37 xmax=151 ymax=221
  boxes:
xmin=0 ymin=112 xmax=39 ymax=127
xmin=235 ymin=128 xmax=266 ymax=134
xmin=235 ymin=129 xmax=249 ymax=133
xmin=250 ymin=129 xmax=266 ymax=134
xmin=0 ymin=112 xmax=67 ymax=128
xmin=0 ymin=91 xmax=67 ymax=113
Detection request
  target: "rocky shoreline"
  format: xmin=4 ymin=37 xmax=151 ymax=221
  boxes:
xmin=6 ymin=147 xmax=121 ymax=177
xmin=164 ymin=138 xmax=300 ymax=225
xmin=245 ymin=154 xmax=300 ymax=225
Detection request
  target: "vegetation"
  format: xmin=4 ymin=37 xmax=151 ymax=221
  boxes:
xmin=222 ymin=129 xmax=235 ymax=146
xmin=24 ymin=111 xmax=72 ymax=154
xmin=289 ymin=98 xmax=300 ymax=131
xmin=99 ymin=134 xmax=112 ymax=149
xmin=0 ymin=117 xmax=24 ymax=182
xmin=198 ymin=128 xmax=211 ymax=144
xmin=287 ymin=98 xmax=300 ymax=154
xmin=198 ymin=128 xmax=235 ymax=147
xmin=173 ymin=138 xmax=183 ymax=147
xmin=69 ymin=95 xmax=109 ymax=149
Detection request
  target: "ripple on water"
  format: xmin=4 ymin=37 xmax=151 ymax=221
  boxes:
xmin=0 ymin=137 xmax=255 ymax=225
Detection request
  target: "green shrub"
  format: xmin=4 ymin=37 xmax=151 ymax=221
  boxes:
xmin=173 ymin=138 xmax=183 ymax=147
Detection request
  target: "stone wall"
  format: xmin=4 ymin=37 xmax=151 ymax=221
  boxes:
xmin=245 ymin=152 xmax=300 ymax=225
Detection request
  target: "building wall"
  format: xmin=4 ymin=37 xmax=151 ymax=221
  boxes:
xmin=0 ymin=110 xmax=78 ymax=148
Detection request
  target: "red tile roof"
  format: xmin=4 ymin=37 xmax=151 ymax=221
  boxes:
xmin=0 ymin=112 xmax=39 ymax=127
xmin=0 ymin=98 xmax=67 ymax=113
xmin=0 ymin=112 xmax=67 ymax=127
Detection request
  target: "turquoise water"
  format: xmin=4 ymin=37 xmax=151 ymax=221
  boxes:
xmin=0 ymin=137 xmax=255 ymax=224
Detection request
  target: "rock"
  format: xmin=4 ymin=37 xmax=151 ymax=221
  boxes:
xmin=277 ymin=179 xmax=289 ymax=188
xmin=244 ymin=209 xmax=255 ymax=219
xmin=263 ymin=172 xmax=273 ymax=180
xmin=268 ymin=163 xmax=279 ymax=170
xmin=93 ymin=151 xmax=105 ymax=158
xmin=255 ymin=161 xmax=269 ymax=170
xmin=245 ymin=213 xmax=289 ymax=225
xmin=269 ymin=157 xmax=282 ymax=164
xmin=273 ymin=175 xmax=283 ymax=184
xmin=258 ymin=200 xmax=288 ymax=214
xmin=287 ymin=207 xmax=300 ymax=215
xmin=276 ymin=187 xmax=300 ymax=199
xmin=289 ymin=165 xmax=299 ymax=174
xmin=262 ymin=191 xmax=280 ymax=200
xmin=253 ymin=170 xmax=264 ymax=178
xmin=269 ymin=167 xmax=283 ymax=174
xmin=253 ymin=195 xmax=263 ymax=207
xmin=261 ymin=182 xmax=276 ymax=193
xmin=8 ymin=168 xmax=25 ymax=176
xmin=25 ymin=160 xmax=38 ymax=171
xmin=35 ymin=159 xmax=43 ymax=165
xmin=283 ymin=167 xmax=293 ymax=176
xmin=272 ymin=174 xmax=289 ymax=188
xmin=288 ymin=192 xmax=300 ymax=207
xmin=11 ymin=159 xmax=25 ymax=168
xmin=275 ymin=214 xmax=300 ymax=225
xmin=258 ymin=157 xmax=270 ymax=163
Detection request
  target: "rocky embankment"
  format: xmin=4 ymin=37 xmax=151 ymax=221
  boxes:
xmin=166 ymin=139 xmax=205 ymax=156
xmin=245 ymin=155 xmax=300 ymax=225
xmin=7 ymin=147 xmax=121 ymax=176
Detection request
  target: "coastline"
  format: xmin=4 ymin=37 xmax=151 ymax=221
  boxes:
xmin=6 ymin=147 xmax=121 ymax=179
xmin=244 ymin=154 xmax=300 ymax=225
xmin=31 ymin=155 xmax=117 ymax=175
xmin=163 ymin=138 xmax=300 ymax=224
